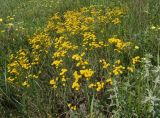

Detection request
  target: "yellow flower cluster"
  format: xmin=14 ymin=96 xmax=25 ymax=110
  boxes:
xmin=83 ymin=32 xmax=96 ymax=41
xmin=96 ymin=82 xmax=105 ymax=92
xmin=88 ymin=78 xmax=113 ymax=92
xmin=7 ymin=49 xmax=31 ymax=86
xmin=106 ymin=78 xmax=113 ymax=85
xmin=72 ymin=52 xmax=88 ymax=68
xmin=45 ymin=6 xmax=125 ymax=48
xmin=51 ymin=59 xmax=63 ymax=68
xmin=68 ymin=103 xmax=76 ymax=111
xmin=50 ymin=68 xmax=69 ymax=88
xmin=132 ymin=56 xmax=141 ymax=64
xmin=72 ymin=71 xmax=82 ymax=90
xmin=6 ymin=6 xmax=141 ymax=96
xmin=108 ymin=38 xmax=131 ymax=52
xmin=28 ymin=33 xmax=51 ymax=65
xmin=8 ymin=49 xmax=31 ymax=72
xmin=72 ymin=81 xmax=80 ymax=91
xmin=127 ymin=67 xmax=134 ymax=72
xmin=22 ymin=81 xmax=30 ymax=88
xmin=51 ymin=36 xmax=78 ymax=69
xmin=50 ymin=79 xmax=57 ymax=89
xmin=112 ymin=60 xmax=125 ymax=76
xmin=82 ymin=32 xmax=106 ymax=50
xmin=80 ymin=69 xmax=94 ymax=79
xmin=113 ymin=65 xmax=125 ymax=76
xmin=60 ymin=68 xmax=68 ymax=86
xmin=99 ymin=59 xmax=110 ymax=69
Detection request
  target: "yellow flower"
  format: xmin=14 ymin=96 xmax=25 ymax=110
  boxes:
xmin=10 ymin=68 xmax=19 ymax=75
xmin=84 ymin=17 xmax=94 ymax=23
xmin=19 ymin=60 xmax=31 ymax=69
xmin=50 ymin=79 xmax=56 ymax=85
xmin=76 ymin=60 xmax=88 ymax=67
xmin=60 ymin=68 xmax=68 ymax=76
xmin=0 ymin=18 xmax=3 ymax=23
xmin=22 ymin=81 xmax=30 ymax=87
xmin=7 ymin=77 xmax=15 ymax=82
xmin=72 ymin=81 xmax=80 ymax=91
xmin=135 ymin=46 xmax=139 ymax=49
xmin=108 ymin=38 xmax=121 ymax=44
xmin=115 ymin=60 xmax=121 ymax=65
xmin=83 ymin=32 xmax=96 ymax=40
xmin=99 ymin=59 xmax=110 ymax=69
xmin=80 ymin=69 xmax=94 ymax=78
xmin=112 ymin=18 xmax=121 ymax=24
xmin=62 ymin=83 xmax=66 ymax=86
xmin=8 ymin=23 xmax=14 ymax=27
xmin=96 ymin=82 xmax=105 ymax=92
xmin=72 ymin=106 xmax=76 ymax=111
xmin=32 ymin=75 xmax=38 ymax=79
xmin=73 ymin=71 xmax=82 ymax=80
xmin=50 ymin=79 xmax=57 ymax=89
xmin=53 ymin=51 xmax=67 ymax=58
xmin=72 ymin=54 xmax=82 ymax=61
xmin=9 ymin=17 xmax=14 ymax=20
xmin=61 ymin=76 xmax=67 ymax=82
xmin=88 ymin=83 xmax=95 ymax=88
xmin=51 ymin=60 xmax=63 ymax=68
xmin=106 ymin=78 xmax=113 ymax=85
xmin=132 ymin=56 xmax=141 ymax=64
xmin=113 ymin=65 xmax=125 ymax=75
xmin=108 ymin=38 xmax=130 ymax=50
xmin=127 ymin=67 xmax=134 ymax=72
xmin=8 ymin=61 xmax=18 ymax=67
xmin=68 ymin=103 xmax=72 ymax=107
xmin=68 ymin=103 xmax=77 ymax=111
xmin=51 ymin=13 xmax=60 ymax=20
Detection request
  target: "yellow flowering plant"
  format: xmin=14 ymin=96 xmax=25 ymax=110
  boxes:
xmin=5 ymin=6 xmax=142 ymax=115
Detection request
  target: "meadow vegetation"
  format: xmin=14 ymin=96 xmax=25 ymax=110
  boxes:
xmin=0 ymin=0 xmax=160 ymax=117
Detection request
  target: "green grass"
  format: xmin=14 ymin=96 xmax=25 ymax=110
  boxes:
xmin=0 ymin=0 xmax=160 ymax=117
